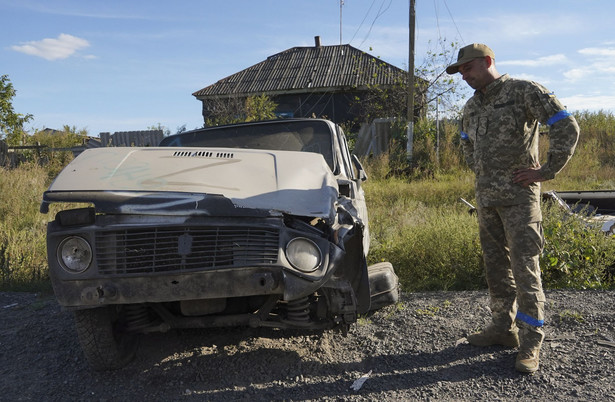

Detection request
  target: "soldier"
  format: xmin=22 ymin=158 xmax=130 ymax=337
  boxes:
xmin=446 ymin=44 xmax=579 ymax=373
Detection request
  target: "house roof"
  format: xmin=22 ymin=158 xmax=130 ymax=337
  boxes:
xmin=40 ymin=128 xmax=62 ymax=135
xmin=193 ymin=43 xmax=408 ymax=99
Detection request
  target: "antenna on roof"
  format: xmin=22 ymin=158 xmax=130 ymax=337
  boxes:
xmin=339 ymin=0 xmax=344 ymax=44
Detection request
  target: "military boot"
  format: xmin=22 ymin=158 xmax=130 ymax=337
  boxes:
xmin=515 ymin=347 xmax=540 ymax=373
xmin=467 ymin=324 xmax=520 ymax=348
xmin=515 ymin=324 xmax=544 ymax=373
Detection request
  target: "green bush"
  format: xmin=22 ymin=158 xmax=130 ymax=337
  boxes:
xmin=363 ymin=167 xmax=615 ymax=291
xmin=540 ymin=202 xmax=615 ymax=289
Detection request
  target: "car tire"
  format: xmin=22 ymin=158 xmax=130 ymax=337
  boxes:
xmin=73 ymin=306 xmax=138 ymax=371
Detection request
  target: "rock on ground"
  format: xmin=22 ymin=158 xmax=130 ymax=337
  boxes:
xmin=1 ymin=290 xmax=614 ymax=401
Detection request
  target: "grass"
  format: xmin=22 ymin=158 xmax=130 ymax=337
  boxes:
xmin=0 ymin=162 xmax=53 ymax=291
xmin=362 ymin=111 xmax=615 ymax=292
xmin=0 ymin=159 xmax=74 ymax=292
xmin=365 ymin=172 xmax=484 ymax=291
xmin=558 ymin=309 xmax=585 ymax=323
xmin=2 ymin=110 xmax=615 ymax=292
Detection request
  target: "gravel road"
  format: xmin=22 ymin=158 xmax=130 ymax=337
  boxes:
xmin=1 ymin=289 xmax=613 ymax=401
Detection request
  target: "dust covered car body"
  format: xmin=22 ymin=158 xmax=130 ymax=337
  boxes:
xmin=41 ymin=118 xmax=398 ymax=370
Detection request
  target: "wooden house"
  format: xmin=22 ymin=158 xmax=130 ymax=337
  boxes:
xmin=193 ymin=36 xmax=425 ymax=127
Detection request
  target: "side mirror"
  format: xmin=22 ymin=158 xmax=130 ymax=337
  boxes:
xmin=351 ymin=154 xmax=368 ymax=182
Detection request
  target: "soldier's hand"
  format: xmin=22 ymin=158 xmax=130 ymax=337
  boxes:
xmin=513 ymin=166 xmax=545 ymax=187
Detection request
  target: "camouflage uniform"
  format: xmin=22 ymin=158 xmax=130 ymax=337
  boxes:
xmin=460 ymin=74 xmax=579 ymax=349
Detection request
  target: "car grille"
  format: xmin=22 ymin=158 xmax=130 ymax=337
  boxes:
xmin=95 ymin=226 xmax=279 ymax=274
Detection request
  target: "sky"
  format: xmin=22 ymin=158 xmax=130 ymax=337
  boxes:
xmin=2 ymin=0 xmax=615 ymax=136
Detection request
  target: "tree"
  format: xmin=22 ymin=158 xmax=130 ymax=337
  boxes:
xmin=355 ymin=72 xmax=409 ymax=123
xmin=28 ymin=125 xmax=89 ymax=165
xmin=355 ymin=39 xmax=465 ymax=124
xmin=415 ymin=39 xmax=467 ymax=118
xmin=245 ymin=94 xmax=277 ymax=122
xmin=175 ymin=124 xmax=187 ymax=134
xmin=205 ymin=94 xmax=278 ymax=127
xmin=0 ymin=75 xmax=33 ymax=145
xmin=204 ymin=95 xmax=247 ymax=127
xmin=352 ymin=40 xmax=467 ymax=174
xmin=147 ymin=123 xmax=171 ymax=136
xmin=31 ymin=125 xmax=88 ymax=148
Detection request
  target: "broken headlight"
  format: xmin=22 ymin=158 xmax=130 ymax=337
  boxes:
xmin=285 ymin=237 xmax=322 ymax=273
xmin=57 ymin=236 xmax=92 ymax=274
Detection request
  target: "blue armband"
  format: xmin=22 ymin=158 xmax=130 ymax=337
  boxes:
xmin=547 ymin=110 xmax=572 ymax=126
xmin=517 ymin=311 xmax=544 ymax=327
xmin=460 ymin=131 xmax=469 ymax=140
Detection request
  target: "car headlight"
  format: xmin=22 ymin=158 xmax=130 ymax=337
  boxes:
xmin=57 ymin=236 xmax=92 ymax=273
xmin=285 ymin=237 xmax=322 ymax=273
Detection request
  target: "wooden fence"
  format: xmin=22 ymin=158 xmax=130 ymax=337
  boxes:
xmin=353 ymin=118 xmax=398 ymax=157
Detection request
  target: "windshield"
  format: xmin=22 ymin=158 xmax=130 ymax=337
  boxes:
xmin=160 ymin=120 xmax=335 ymax=170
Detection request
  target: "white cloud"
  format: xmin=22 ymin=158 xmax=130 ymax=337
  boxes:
xmin=351 ymin=25 xmax=408 ymax=65
xmin=563 ymin=67 xmax=589 ymax=82
xmin=578 ymin=47 xmax=615 ymax=57
xmin=454 ymin=13 xmax=581 ymax=43
xmin=563 ymin=47 xmax=615 ymax=83
xmin=11 ymin=34 xmax=90 ymax=61
xmin=560 ymin=95 xmax=615 ymax=112
xmin=509 ymin=73 xmax=552 ymax=86
xmin=498 ymin=54 xmax=567 ymax=67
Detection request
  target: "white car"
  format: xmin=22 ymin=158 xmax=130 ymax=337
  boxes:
xmin=41 ymin=118 xmax=398 ymax=370
xmin=543 ymin=190 xmax=615 ymax=234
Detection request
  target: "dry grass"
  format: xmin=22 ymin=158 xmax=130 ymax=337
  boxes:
xmin=2 ymin=111 xmax=615 ymax=291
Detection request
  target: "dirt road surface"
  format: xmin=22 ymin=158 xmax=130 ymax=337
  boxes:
xmin=1 ymin=290 xmax=613 ymax=401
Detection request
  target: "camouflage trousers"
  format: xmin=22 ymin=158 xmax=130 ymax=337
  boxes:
xmin=477 ymin=202 xmax=545 ymax=349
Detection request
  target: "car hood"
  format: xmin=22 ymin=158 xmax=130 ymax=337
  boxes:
xmin=42 ymin=147 xmax=339 ymax=220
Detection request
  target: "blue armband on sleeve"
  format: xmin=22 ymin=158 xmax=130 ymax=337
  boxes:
xmin=547 ymin=110 xmax=572 ymax=126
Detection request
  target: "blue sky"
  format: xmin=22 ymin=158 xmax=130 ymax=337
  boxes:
xmin=2 ymin=0 xmax=615 ymax=136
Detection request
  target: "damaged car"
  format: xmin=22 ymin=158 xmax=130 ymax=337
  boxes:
xmin=41 ymin=118 xmax=399 ymax=370
xmin=543 ymin=190 xmax=615 ymax=234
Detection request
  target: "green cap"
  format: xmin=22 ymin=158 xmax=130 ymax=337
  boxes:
xmin=446 ymin=43 xmax=495 ymax=74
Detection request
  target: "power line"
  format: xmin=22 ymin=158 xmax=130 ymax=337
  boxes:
xmin=433 ymin=0 xmax=442 ymax=42
xmin=442 ymin=0 xmax=465 ymax=44
xmin=359 ymin=0 xmax=392 ymax=49
xmin=349 ymin=0 xmax=377 ymax=45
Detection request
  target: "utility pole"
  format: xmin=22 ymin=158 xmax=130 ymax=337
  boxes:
xmin=406 ymin=0 xmax=416 ymax=161
xmin=436 ymin=97 xmax=440 ymax=166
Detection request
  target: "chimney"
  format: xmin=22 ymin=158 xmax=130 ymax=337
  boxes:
xmin=314 ymin=36 xmax=321 ymax=47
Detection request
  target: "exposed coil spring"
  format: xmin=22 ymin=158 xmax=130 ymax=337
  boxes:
xmin=122 ymin=304 xmax=152 ymax=333
xmin=286 ymin=297 xmax=310 ymax=322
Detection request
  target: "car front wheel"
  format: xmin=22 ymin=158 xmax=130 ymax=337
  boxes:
xmin=73 ymin=305 xmax=138 ymax=371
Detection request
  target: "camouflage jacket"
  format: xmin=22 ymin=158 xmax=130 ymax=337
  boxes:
xmin=461 ymin=74 xmax=579 ymax=208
